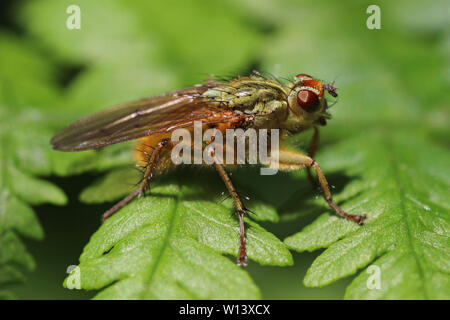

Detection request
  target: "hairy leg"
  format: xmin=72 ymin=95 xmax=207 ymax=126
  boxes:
xmin=214 ymin=162 xmax=248 ymax=266
xmin=306 ymin=126 xmax=319 ymax=187
xmin=101 ymin=139 xmax=173 ymax=221
xmin=276 ymin=148 xmax=366 ymax=225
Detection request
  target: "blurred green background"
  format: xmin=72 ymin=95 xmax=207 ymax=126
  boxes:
xmin=0 ymin=0 xmax=448 ymax=299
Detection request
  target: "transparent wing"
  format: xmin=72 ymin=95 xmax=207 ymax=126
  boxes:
xmin=51 ymin=84 xmax=246 ymax=151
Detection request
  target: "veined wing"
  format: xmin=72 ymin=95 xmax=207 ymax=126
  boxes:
xmin=51 ymin=84 xmax=246 ymax=151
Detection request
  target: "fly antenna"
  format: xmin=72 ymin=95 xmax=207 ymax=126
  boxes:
xmin=324 ymin=82 xmax=338 ymax=98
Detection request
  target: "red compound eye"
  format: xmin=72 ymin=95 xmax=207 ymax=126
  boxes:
xmin=296 ymin=73 xmax=312 ymax=79
xmin=297 ymin=90 xmax=319 ymax=112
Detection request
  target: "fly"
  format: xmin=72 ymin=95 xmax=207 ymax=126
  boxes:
xmin=51 ymin=72 xmax=366 ymax=266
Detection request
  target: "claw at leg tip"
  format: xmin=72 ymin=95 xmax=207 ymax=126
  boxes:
xmin=237 ymin=256 xmax=248 ymax=267
xmin=356 ymin=214 xmax=367 ymax=225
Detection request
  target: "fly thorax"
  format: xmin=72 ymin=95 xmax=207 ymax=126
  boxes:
xmin=238 ymin=88 xmax=289 ymax=129
xmin=252 ymin=100 xmax=288 ymax=129
xmin=228 ymin=86 xmax=262 ymax=110
xmin=202 ymin=86 xmax=260 ymax=109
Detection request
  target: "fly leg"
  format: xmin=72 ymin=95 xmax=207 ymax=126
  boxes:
xmin=204 ymin=132 xmax=248 ymax=266
xmin=101 ymin=139 xmax=173 ymax=221
xmin=276 ymin=148 xmax=366 ymax=225
xmin=306 ymin=126 xmax=319 ymax=187
xmin=213 ymin=161 xmax=248 ymax=266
